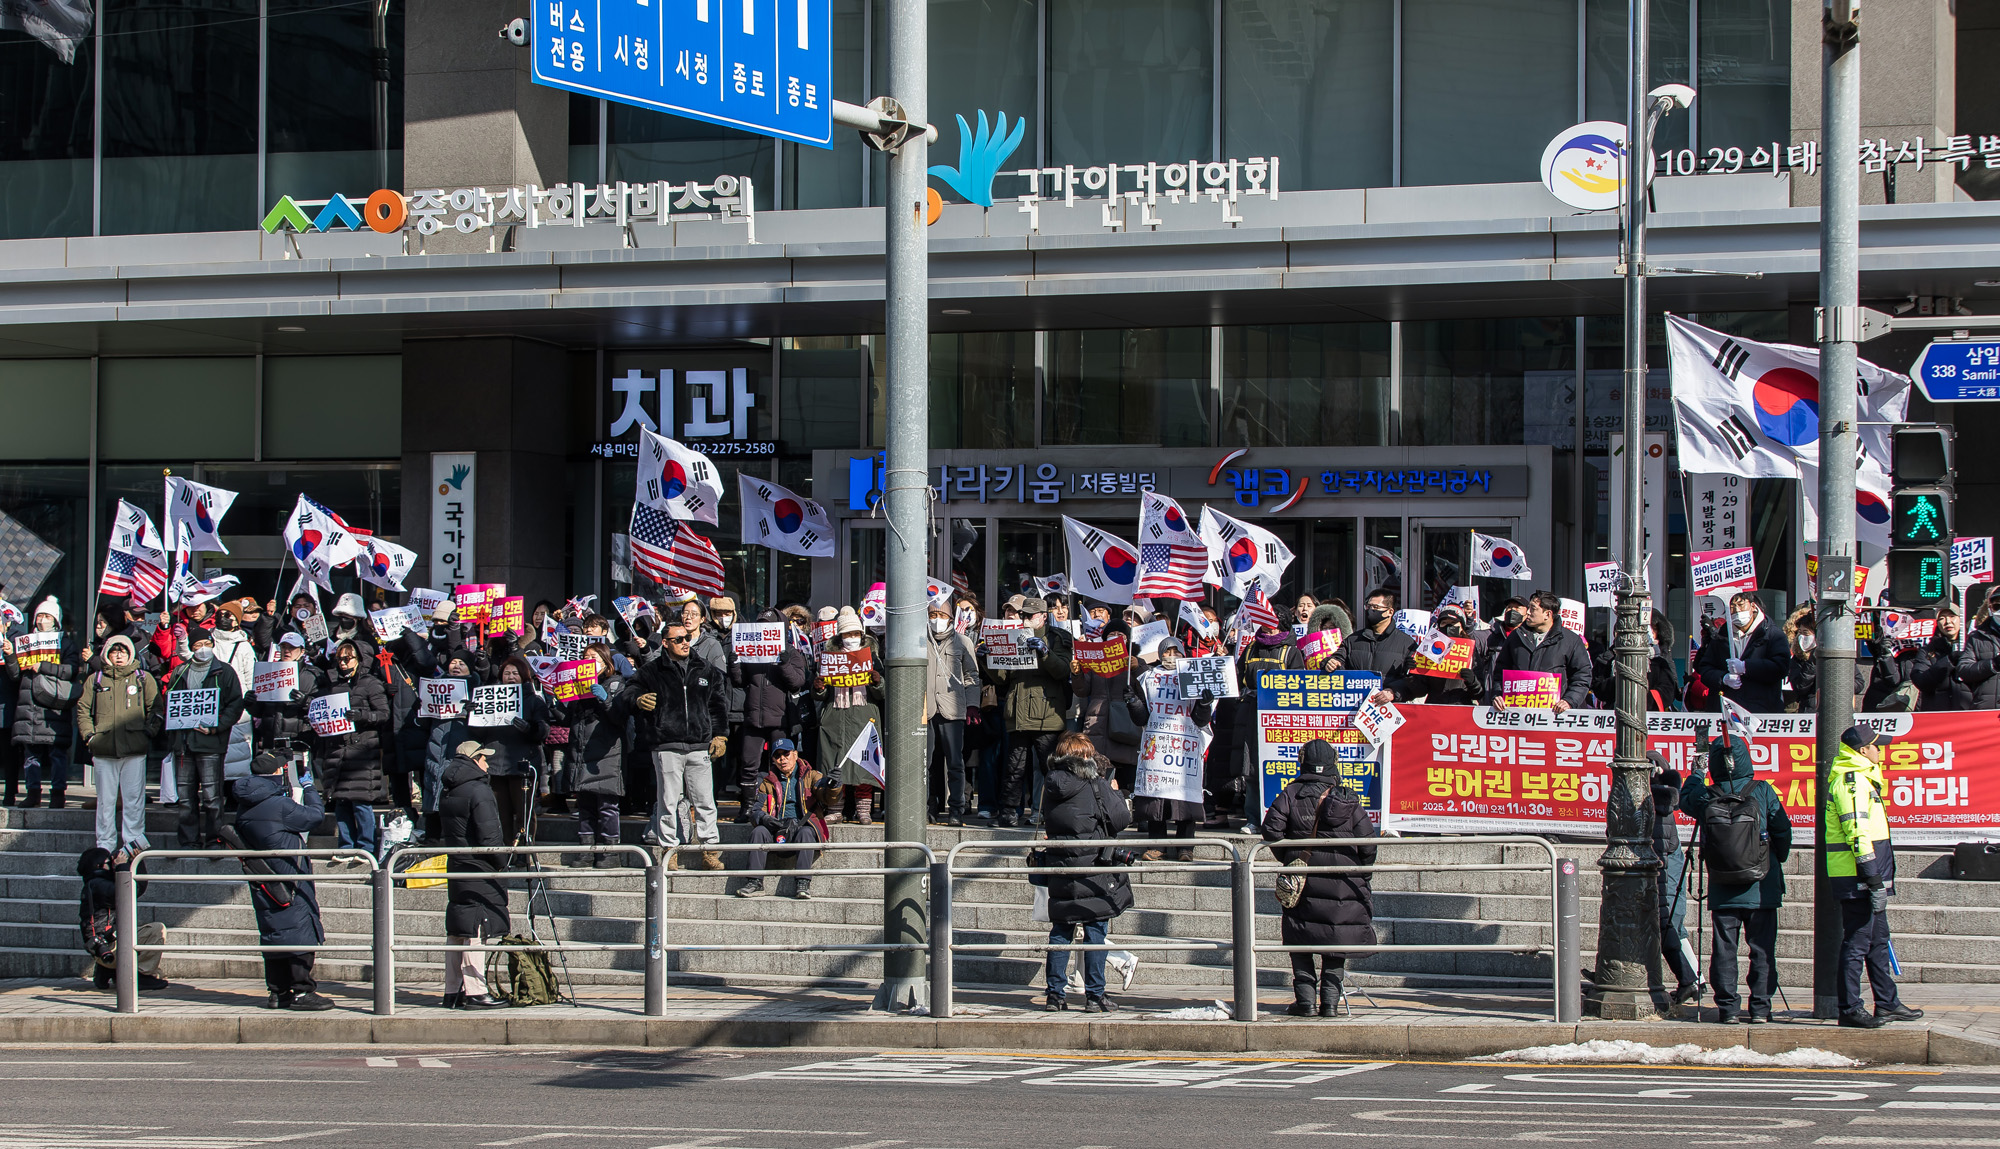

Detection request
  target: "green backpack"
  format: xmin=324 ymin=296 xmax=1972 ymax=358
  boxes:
xmin=485 ymin=934 xmax=563 ymax=1006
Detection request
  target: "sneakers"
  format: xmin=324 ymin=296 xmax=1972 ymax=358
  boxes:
xmin=1877 ymin=1004 xmax=1925 ymax=1022
xmin=1714 ymin=1009 xmax=1741 ymax=1024
xmin=736 ymin=880 xmax=768 ymax=898
xmin=593 ymin=851 xmax=619 ymax=869
xmin=1839 ymin=1011 xmax=1886 ymax=1029
xmin=1083 ymin=994 xmax=1115 ymax=1014
xmin=266 ymin=992 xmax=294 ymax=1010
xmin=699 ymin=850 xmax=725 ymax=871
xmin=793 ymin=879 xmax=814 ymax=900
xmin=947 ymin=813 xmax=965 ymax=827
xmin=1045 ymin=994 xmax=1068 ymax=1012
xmin=289 ymin=991 xmax=335 ymax=1012
xmin=997 ymin=813 xmax=1020 ymax=828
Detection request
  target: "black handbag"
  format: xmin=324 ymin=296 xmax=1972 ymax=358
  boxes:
xmin=30 ymin=672 xmax=81 ymax=711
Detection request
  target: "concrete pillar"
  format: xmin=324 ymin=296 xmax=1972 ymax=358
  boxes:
xmin=400 ymin=338 xmax=574 ymax=605
xmin=1790 ymin=0 xmax=1958 ymax=206
xmin=404 ymin=0 xmax=570 ymax=252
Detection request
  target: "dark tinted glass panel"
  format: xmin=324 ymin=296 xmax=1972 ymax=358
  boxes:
xmin=0 ymin=30 xmax=93 ymax=239
xmin=0 ymin=466 xmax=90 ymax=635
xmin=1401 ymin=0 xmax=1575 ymax=186
xmin=1404 ymin=318 xmax=1574 ymax=446
xmin=932 ymin=331 xmax=1035 ymax=449
xmin=1584 ymin=0 xmax=1691 ymax=155
xmin=570 ymin=94 xmax=601 ymax=183
xmin=608 ymin=107 xmax=775 ymax=211
xmin=266 ymin=0 xmax=405 ymax=200
xmin=1049 ymin=0 xmax=1213 ymax=167
xmin=1223 ymin=0 xmax=1391 ymax=190
xmin=1697 ymin=0 xmax=1789 ymax=155
xmin=781 ymin=339 xmax=870 ymax=453
xmin=1045 ymin=328 xmax=1209 ymax=446
xmin=1222 ymin=324 xmax=1390 ymax=446
xmin=785 ymin=0 xmax=864 ymax=209
xmin=102 ymin=0 xmax=260 ymax=234
xmin=871 ymin=0 xmax=1039 ymax=206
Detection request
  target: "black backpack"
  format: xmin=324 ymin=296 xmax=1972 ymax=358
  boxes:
xmin=1699 ymin=786 xmax=1770 ymax=884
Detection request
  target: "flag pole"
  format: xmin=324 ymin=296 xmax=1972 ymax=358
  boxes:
xmin=162 ymin=468 xmax=175 ymax=613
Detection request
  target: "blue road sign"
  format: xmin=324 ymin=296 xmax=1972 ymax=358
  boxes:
xmin=1911 ymin=339 xmax=2000 ymax=402
xmin=532 ymin=0 xmax=833 ymax=148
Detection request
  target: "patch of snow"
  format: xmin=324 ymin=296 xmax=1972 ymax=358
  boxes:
xmin=1149 ymin=1000 xmax=1234 ymax=1020
xmin=1477 ymin=1039 xmax=1860 ymax=1068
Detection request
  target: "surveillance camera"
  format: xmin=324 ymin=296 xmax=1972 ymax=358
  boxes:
xmin=499 ymin=17 xmax=527 ymax=45
xmin=1649 ymin=83 xmax=1696 ymax=110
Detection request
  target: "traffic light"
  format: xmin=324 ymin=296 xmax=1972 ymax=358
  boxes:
xmin=1884 ymin=427 xmax=1954 ymax=607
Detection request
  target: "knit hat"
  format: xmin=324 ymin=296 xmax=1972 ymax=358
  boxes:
xmin=835 ymin=606 xmax=865 ymax=635
xmin=31 ymin=596 xmax=60 ymax=628
xmin=817 ymin=605 xmax=838 ymax=622
xmin=103 ymin=635 xmax=136 ymax=660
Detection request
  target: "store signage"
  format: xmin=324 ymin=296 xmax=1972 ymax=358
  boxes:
xmin=1540 ymin=121 xmax=1627 ymax=212
xmin=532 ymin=0 xmax=832 ymax=148
xmin=261 ymin=179 xmax=756 ymax=239
xmin=430 ymin=452 xmax=475 ymax=593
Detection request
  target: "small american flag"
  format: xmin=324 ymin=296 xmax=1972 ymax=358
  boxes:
xmin=1236 ymin=584 xmax=1281 ymax=632
xmin=99 ymin=548 xmax=167 ymax=602
xmin=628 ymin=502 xmax=725 ymax=596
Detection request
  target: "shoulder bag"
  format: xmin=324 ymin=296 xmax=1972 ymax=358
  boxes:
xmin=1274 ymin=781 xmax=1333 ymax=909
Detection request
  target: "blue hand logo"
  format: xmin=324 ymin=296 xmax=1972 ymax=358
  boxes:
xmin=447 ymin=464 xmax=471 ymax=490
xmin=927 ymin=110 xmax=1026 ymax=207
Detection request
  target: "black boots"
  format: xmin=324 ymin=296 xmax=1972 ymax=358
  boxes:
xmin=1320 ymin=973 xmax=1344 ymax=1018
xmin=1289 ymin=980 xmax=1317 ymax=1017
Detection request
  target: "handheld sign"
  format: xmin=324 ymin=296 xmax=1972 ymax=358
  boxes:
xmin=819 ymin=648 xmax=874 ymax=689
xmin=1411 ymin=630 xmax=1476 ymax=678
xmin=1074 ymin=635 xmax=1129 ymax=677
xmin=1691 ymin=548 xmax=1758 ymax=598
xmin=469 ymin=683 xmax=523 ymax=727
xmin=164 ymin=687 xmax=221 ymax=731
xmin=370 ymin=604 xmax=422 ymax=642
xmin=553 ymin=631 xmax=597 ymax=662
xmin=409 ymin=588 xmax=451 ymax=619
xmin=1584 ymin=562 xmax=1619 ymax=609
xmin=1954 ymin=537 xmax=1995 ymax=587
xmin=453 ymin=582 xmax=506 ymax=623
xmin=13 ymin=631 xmax=60 ymax=670
xmin=550 ymin=659 xmax=600 ymax=702
xmin=1129 ymin=619 xmax=1172 ymax=658
xmin=1135 ymin=670 xmax=1210 ymax=805
xmin=308 ymin=692 xmax=353 ymax=736
xmin=1392 ymin=609 xmax=1431 ymax=639
xmin=980 ymin=620 xmax=1037 ymax=670
xmin=251 ymin=661 xmax=298 ymax=702
xmin=483 ymin=596 xmax=526 ymax=639
xmin=1298 ymin=628 xmax=1343 ymax=668
xmin=1352 ymin=696 xmax=1405 ymax=748
xmin=1558 ymin=597 xmax=1587 ymax=637
xmin=418 ymin=677 xmax=469 ymax=720
xmin=732 ymin=622 xmax=785 ymax=664
xmin=1175 ymin=654 xmax=1239 ymax=700
xmin=1500 ymin=670 xmax=1561 ymax=710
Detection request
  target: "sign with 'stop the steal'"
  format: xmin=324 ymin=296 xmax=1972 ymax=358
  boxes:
xmin=418 ymin=677 xmax=469 ymax=720
xmin=532 ymin=0 xmax=834 ymax=148
xmin=732 ymin=622 xmax=785 ymax=664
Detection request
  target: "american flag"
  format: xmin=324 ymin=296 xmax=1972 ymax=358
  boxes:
xmin=99 ymin=548 xmax=167 ymax=602
xmin=628 ymin=502 xmax=726 ymax=596
xmin=1135 ymin=491 xmax=1207 ymax=599
xmin=1236 ymin=584 xmax=1282 ymax=632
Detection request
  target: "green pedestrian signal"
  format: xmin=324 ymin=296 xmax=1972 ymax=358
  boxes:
xmin=1892 ymin=489 xmax=1952 ymax=546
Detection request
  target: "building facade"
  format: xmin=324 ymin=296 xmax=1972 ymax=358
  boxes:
xmin=0 ymin=0 xmax=1992 ymax=637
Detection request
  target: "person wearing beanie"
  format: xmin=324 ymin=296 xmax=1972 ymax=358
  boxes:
xmin=1826 ymin=725 xmax=1920 ymax=1027
xmin=230 ymin=748 xmax=333 ymax=1010
xmin=1214 ymin=600 xmax=1305 ymax=829
xmin=2 ymin=595 xmax=85 ymax=808
xmin=161 ymin=627 xmax=248 ymax=850
xmin=436 ymin=741 xmax=509 ymax=1009
xmin=1649 ymin=750 xmax=1702 ymax=1010
xmin=78 ymin=634 xmax=162 ymax=855
xmin=1261 ymin=737 xmax=1377 ymax=1017
xmin=1680 ymin=715 xmax=1793 ymax=1025
xmin=816 ymin=607 xmax=885 ymax=824
xmin=983 ymin=596 xmax=1071 ymax=828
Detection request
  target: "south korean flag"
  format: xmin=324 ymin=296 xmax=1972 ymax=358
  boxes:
xmin=637 ymin=426 xmax=723 ymax=526
xmin=1062 ymin=515 xmax=1139 ymax=606
xmin=1198 ymin=505 xmax=1294 ymax=599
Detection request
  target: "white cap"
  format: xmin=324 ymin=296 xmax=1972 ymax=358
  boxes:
xmin=333 ymin=592 xmax=367 ymax=619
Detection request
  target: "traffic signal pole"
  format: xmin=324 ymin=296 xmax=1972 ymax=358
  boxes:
xmin=1813 ymin=0 xmax=1861 ymax=1022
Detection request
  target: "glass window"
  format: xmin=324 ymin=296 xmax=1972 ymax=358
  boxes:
xmin=1045 ymin=328 xmax=1210 ymax=447
xmin=102 ymin=0 xmax=260 ymax=235
xmin=0 ymin=31 xmax=93 ymax=240
xmin=569 ymin=94 xmax=601 ymax=184
xmin=932 ymin=331 xmax=1035 ymax=449
xmin=1308 ymin=518 xmax=1356 ymax=613
xmin=200 ymin=464 xmax=401 ymax=537
xmin=1403 ymin=318 xmax=1574 ymax=446
xmin=872 ymin=0 xmax=1041 ymax=206
xmin=1584 ymin=0 xmax=1691 ymax=156
xmin=849 ymin=523 xmax=886 ymax=607
xmin=608 ymin=108 xmax=775 ymax=212
xmin=263 ymin=356 xmax=402 ymax=459
xmin=997 ymin=521 xmax=1060 ymax=607
xmin=947 ymin=516 xmax=990 ymax=610
xmin=1400 ymin=0 xmax=1576 ymax=186
xmin=1697 ymin=0 xmax=1790 ymax=155
xmin=781 ymin=337 xmax=873 ymax=453
xmin=0 ymin=360 xmax=91 ymax=459
xmin=265 ymin=0 xmax=405 ymax=203
xmin=1221 ymin=323 xmax=1390 ymax=447
xmin=1049 ymin=0 xmax=1213 ymax=167
xmin=1223 ymin=0 xmax=1392 ymax=190
xmin=99 ymin=359 xmax=256 ymax=460
xmin=1362 ymin=516 xmax=1402 ymax=599
xmin=0 ymin=466 xmax=90 ymax=636
xmin=785 ymin=0 xmax=863 ymax=209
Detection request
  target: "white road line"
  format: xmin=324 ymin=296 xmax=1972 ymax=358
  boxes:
xmin=1917 ymin=1088 xmax=2000 ymax=1095
xmin=0 ymin=1061 xmax=189 ymax=1066
xmin=1816 ymin=1139 xmax=2000 ymax=1147
xmin=6 ymin=1078 xmax=371 ymax=1085
xmin=1316 ymin=1095 xmax=1872 ymax=1113
xmin=1884 ymin=1103 xmax=2000 ymax=1112
xmin=233 ymin=1122 xmax=876 ymax=1136
xmin=1852 ymin=1117 xmax=2000 ymax=1129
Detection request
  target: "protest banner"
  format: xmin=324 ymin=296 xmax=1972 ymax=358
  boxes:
xmin=732 ymin=622 xmax=785 ymax=664
xmin=369 ymin=604 xmax=422 ymax=642
xmin=1134 ymin=671 xmax=1210 ymax=804
xmin=1392 ymin=609 xmax=1431 ymax=638
xmin=483 ymin=596 xmax=525 ymax=639
xmin=819 ymin=648 xmax=874 ymax=689
xmin=469 ymin=683 xmax=523 ymax=728
xmin=1175 ymin=654 xmax=1239 ymax=700
xmin=295 ymin=600 xmax=328 ymax=644
xmin=1955 ymin=537 xmax=1995 ymax=587
xmin=1298 ymin=629 xmax=1343 ymax=667
xmin=1691 ymin=548 xmax=1758 ymax=598
xmin=12 ymin=631 xmax=60 ymax=670
xmin=1382 ymin=706 xmax=2000 ymax=843
xmin=418 ymin=677 xmax=469 ymax=720
xmin=1883 ymin=610 xmax=1937 ymax=649
xmin=553 ymin=631 xmax=597 ymax=662
xmin=1440 ymin=584 xmax=1481 ymax=617
xmin=1559 ymin=598 xmax=1587 ymax=638
xmin=1253 ymin=669 xmax=1383 ymax=818
xmin=1129 ymin=619 xmax=1171 ymax=658
xmin=1353 ymin=696 xmax=1405 ymax=747
xmin=980 ymin=619 xmax=1037 ymax=669
xmin=164 ymin=687 xmax=221 ymax=731
xmin=307 ymin=692 xmax=352 ymax=736
xmin=550 ymin=659 xmax=600 ymax=702
xmin=453 ymin=582 xmax=505 ymax=622
xmin=409 ymin=587 xmax=451 ymax=618
xmin=251 ymin=661 xmax=298 ymax=702
xmin=1074 ymin=634 xmax=1129 ymax=677
xmin=1411 ymin=630 xmax=1476 ymax=678
xmin=1584 ymin=562 xmax=1619 ymax=609
xmin=1500 ymin=670 xmax=1561 ymax=709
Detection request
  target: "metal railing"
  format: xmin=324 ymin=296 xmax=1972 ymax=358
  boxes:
xmin=115 ymin=848 xmax=379 ymax=1014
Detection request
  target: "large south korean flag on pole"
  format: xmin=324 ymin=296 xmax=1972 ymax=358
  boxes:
xmin=1199 ymin=506 xmax=1294 ymax=599
xmin=1667 ymin=315 xmax=1910 ymax=550
xmin=637 ymin=426 xmax=723 ymax=526
xmin=1062 ymin=515 xmax=1139 ymax=605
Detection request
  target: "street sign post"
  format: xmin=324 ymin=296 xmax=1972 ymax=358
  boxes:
xmin=533 ymin=0 xmax=834 ymax=147
xmin=1910 ymin=339 xmax=2000 ymax=402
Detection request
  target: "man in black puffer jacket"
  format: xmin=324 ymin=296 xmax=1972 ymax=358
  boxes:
xmin=628 ymin=621 xmax=730 ymax=869
xmin=1261 ymin=738 xmax=1376 ymax=1017
xmin=1694 ymin=592 xmax=1790 ymax=714
xmin=438 ymin=741 xmax=509 ymax=1010
xmin=1957 ymin=591 xmax=2000 ymax=708
xmin=1650 ymin=751 xmax=1702 ymax=1009
xmin=1489 ymin=590 xmax=1595 ymax=711
xmin=232 ymin=751 xmax=333 ymax=1010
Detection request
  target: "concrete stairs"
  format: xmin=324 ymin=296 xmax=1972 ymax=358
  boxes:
xmin=2 ymin=802 xmax=1994 ymax=996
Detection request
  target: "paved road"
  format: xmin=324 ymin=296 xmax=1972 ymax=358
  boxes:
xmin=1 ymin=1047 xmax=1994 ymax=1147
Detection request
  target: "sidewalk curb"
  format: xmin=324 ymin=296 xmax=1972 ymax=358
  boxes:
xmin=1 ymin=1014 xmax=1991 ymax=1064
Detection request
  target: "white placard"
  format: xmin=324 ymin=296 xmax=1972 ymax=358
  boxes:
xmin=251 ymin=661 xmax=298 ymax=702
xmin=469 ymin=683 xmax=523 ymax=727
xmin=430 ymin=452 xmax=475 ymax=593
xmin=1174 ymin=654 xmax=1239 ymax=700
xmin=1353 ymin=696 xmax=1405 ymax=747
xmin=1134 ymin=673 xmax=1209 ymax=804
xmin=1558 ymin=597 xmax=1587 ymax=636
xmin=1584 ymin=562 xmax=1619 ymax=609
xmin=1392 ymin=609 xmax=1431 ymax=638
xmin=1955 ymin=536 xmax=1995 ymax=587
xmin=980 ymin=619 xmax=1037 ymax=669
xmin=1129 ymin=619 xmax=1171 ymax=658
xmin=409 ymin=587 xmax=451 ymax=619
xmin=164 ymin=687 xmax=220 ymax=731
xmin=13 ymin=631 xmax=61 ymax=669
xmin=418 ymin=677 xmax=469 ymax=720
xmin=370 ymin=604 xmax=423 ymax=642
xmin=732 ymin=622 xmax=784 ymax=664
xmin=553 ymin=631 xmax=597 ymax=662
xmin=308 ymin=692 xmax=353 ymax=737
xmin=1439 ymin=584 xmax=1481 ymax=617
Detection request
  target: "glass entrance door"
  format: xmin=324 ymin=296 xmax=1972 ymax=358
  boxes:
xmin=1410 ymin=518 xmax=1520 ymax=619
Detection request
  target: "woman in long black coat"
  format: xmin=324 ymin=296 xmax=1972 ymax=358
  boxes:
xmin=437 ymin=744 xmax=509 ymax=1009
xmin=1260 ymin=737 xmax=1377 ymax=1017
xmin=1038 ymin=732 xmax=1132 ymax=1014
xmin=563 ymin=645 xmax=631 ymax=865
xmin=310 ymin=640 xmax=390 ymax=858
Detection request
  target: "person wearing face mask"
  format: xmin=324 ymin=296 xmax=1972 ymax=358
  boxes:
xmin=1694 ymin=592 xmax=1791 ymax=714
xmin=1646 ymin=611 xmax=1683 ymax=711
xmin=1488 ymin=590 xmax=1594 ymax=713
xmin=1955 ymin=587 xmax=2000 ymax=708
xmin=250 ymin=632 xmax=324 ymax=752
xmin=731 ymin=609 xmax=811 ymax=821
xmin=309 ymin=639 xmax=390 ymax=860
xmin=325 ymin=593 xmax=381 ymax=675
xmin=1331 ymin=589 xmax=1419 ymax=705
xmin=703 ymin=596 xmax=747 ymax=800
xmin=1408 ymin=604 xmax=1483 ymax=705
xmin=208 ymin=601 xmax=259 ymax=780
xmin=924 ymin=602 xmax=980 ymax=825
xmin=1479 ymin=598 xmax=1528 ymax=692
xmin=419 ymin=652 xmax=480 ymax=842
xmin=983 ymin=596 xmax=1073 ymax=828
xmin=1126 ymin=637 xmax=1214 ymax=859
xmin=1825 ymin=725 xmax=1921 ymax=1028
xmin=161 ymin=628 xmax=248 ymax=850
xmin=1912 ymin=606 xmax=1973 ymax=710
xmin=1 ymin=597 xmax=87 ymax=808
xmin=815 ymin=608 xmax=886 ymax=825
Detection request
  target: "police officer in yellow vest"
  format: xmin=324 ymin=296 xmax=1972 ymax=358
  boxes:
xmin=1828 ymin=726 xmax=1923 ymax=1029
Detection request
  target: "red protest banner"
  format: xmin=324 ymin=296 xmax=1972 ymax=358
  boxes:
xmin=1410 ymin=632 xmax=1475 ymax=678
xmin=1074 ymin=635 xmax=1129 ymax=677
xmin=820 ymin=648 xmax=874 ymax=689
xmin=1382 ymin=706 xmax=2000 ymax=844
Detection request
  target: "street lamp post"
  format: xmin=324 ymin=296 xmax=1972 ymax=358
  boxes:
xmin=1588 ymin=0 xmax=1691 ymax=1020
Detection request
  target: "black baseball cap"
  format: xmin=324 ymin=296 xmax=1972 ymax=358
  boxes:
xmin=1841 ymin=725 xmax=1884 ymax=750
